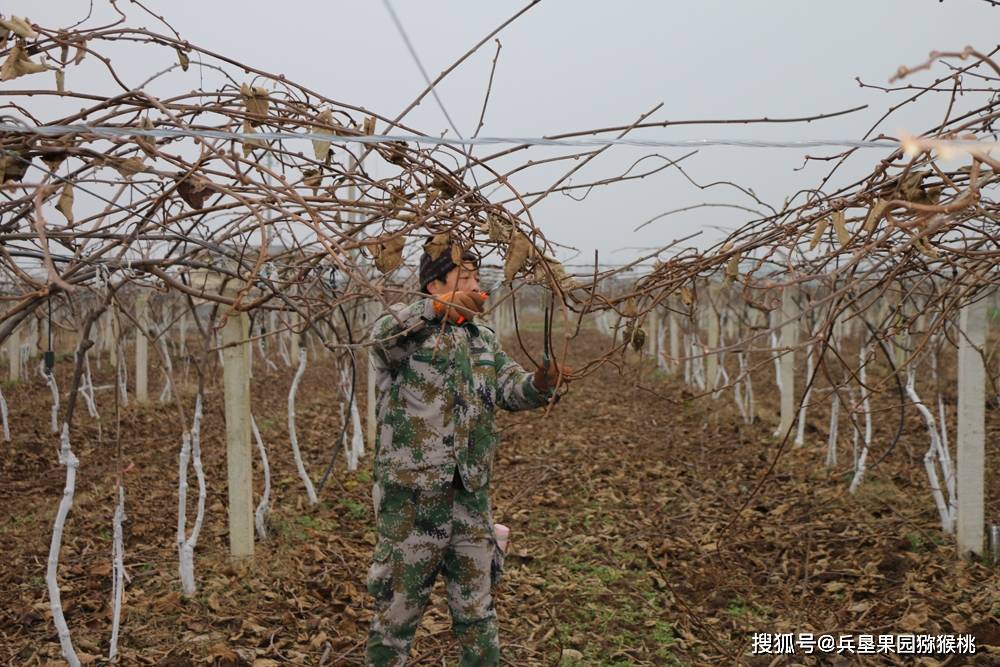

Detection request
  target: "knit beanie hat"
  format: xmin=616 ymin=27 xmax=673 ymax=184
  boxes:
xmin=419 ymin=247 xmax=479 ymax=293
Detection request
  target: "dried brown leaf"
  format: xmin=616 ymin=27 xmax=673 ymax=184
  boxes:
xmin=312 ymin=108 xmax=333 ymax=161
xmin=242 ymin=119 xmax=265 ymax=156
xmin=832 ymin=210 xmax=849 ymax=247
xmin=373 ymin=234 xmax=405 ymax=274
xmin=112 ymin=157 xmax=148 ymax=179
xmin=504 ymin=232 xmax=533 ymax=283
xmin=0 ymin=152 xmax=30 ymax=183
xmin=809 ymin=215 xmax=829 ymax=250
xmin=56 ymin=182 xmax=73 ymax=223
xmin=240 ymin=82 xmax=270 ymax=123
xmin=176 ymin=176 xmax=213 ymax=210
xmin=725 ymin=253 xmax=740 ymax=282
xmin=487 ymin=213 xmax=510 ymax=243
xmin=302 ymin=168 xmax=323 ymax=191
xmin=0 ymin=16 xmax=37 ymax=39
xmin=424 ymin=233 xmax=449 ymax=261
xmin=135 ymin=117 xmax=156 ymax=156
xmin=863 ymin=199 xmax=887 ymax=233
xmin=1 ymin=42 xmax=48 ymax=81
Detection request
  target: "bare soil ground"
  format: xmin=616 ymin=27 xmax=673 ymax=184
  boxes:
xmin=2 ymin=321 xmax=1000 ymax=666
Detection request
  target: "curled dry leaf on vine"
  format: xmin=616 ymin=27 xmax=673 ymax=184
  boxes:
xmin=424 ymin=233 xmax=450 ymax=261
xmin=240 ymin=83 xmax=270 ymax=124
xmin=0 ymin=40 xmax=48 ymax=81
xmin=0 ymin=150 xmax=30 ymax=183
xmin=109 ymin=157 xmax=149 ymax=180
xmin=134 ymin=118 xmax=157 ymax=156
xmin=530 ymin=256 xmax=582 ymax=292
xmin=503 ymin=231 xmax=534 ymax=283
xmin=371 ymin=235 xmax=406 ymax=274
xmin=301 ymin=169 xmax=323 ymax=192
xmin=622 ymin=319 xmax=646 ymax=351
xmin=832 ymin=211 xmax=849 ymax=247
xmin=175 ymin=177 xmax=214 ymax=210
xmin=311 ymin=108 xmax=334 ymax=161
xmin=725 ymin=253 xmax=740 ymax=283
xmin=485 ymin=213 xmax=511 ymax=243
xmin=0 ymin=16 xmax=37 ymax=40
xmin=241 ymin=120 xmax=265 ymax=156
xmin=56 ymin=183 xmax=73 ymax=224
xmin=863 ymin=199 xmax=889 ymax=233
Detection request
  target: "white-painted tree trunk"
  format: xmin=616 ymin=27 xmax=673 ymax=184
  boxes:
xmin=257 ymin=321 xmax=278 ymax=372
xmin=178 ymin=394 xmax=206 ymax=595
xmin=157 ymin=333 xmax=173 ymax=403
xmin=46 ymin=423 xmax=81 ymax=667
xmin=825 ymin=392 xmax=839 ymax=468
xmin=108 ymin=485 xmax=126 ymax=662
xmin=795 ymin=343 xmax=815 ymax=447
xmin=849 ymin=343 xmax=874 ymax=494
xmin=288 ymin=347 xmax=318 ymax=504
xmin=116 ymin=349 xmax=129 ymax=408
xmin=0 ymin=383 xmax=9 ymax=441
xmin=44 ymin=363 xmax=60 ymax=434
xmin=669 ymin=309 xmax=680 ymax=373
xmin=906 ymin=372 xmax=955 ymax=533
xmin=135 ymin=293 xmax=149 ymax=404
xmin=251 ymin=415 xmax=271 ymax=540
xmin=706 ymin=300 xmax=719 ymax=395
xmin=82 ymin=351 xmax=98 ymax=420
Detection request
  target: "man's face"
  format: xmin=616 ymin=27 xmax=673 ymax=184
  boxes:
xmin=428 ymin=261 xmax=480 ymax=295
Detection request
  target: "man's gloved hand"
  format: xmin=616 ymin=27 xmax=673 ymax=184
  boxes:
xmin=432 ymin=290 xmax=486 ymax=325
xmin=532 ymin=360 xmax=572 ymax=393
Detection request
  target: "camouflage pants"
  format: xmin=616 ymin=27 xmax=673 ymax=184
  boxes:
xmin=365 ymin=475 xmax=503 ymax=666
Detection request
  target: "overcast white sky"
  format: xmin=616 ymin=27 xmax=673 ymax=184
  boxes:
xmin=7 ymin=1 xmax=1000 ymax=268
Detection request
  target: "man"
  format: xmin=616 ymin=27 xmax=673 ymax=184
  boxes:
xmin=365 ymin=247 xmax=569 ymax=666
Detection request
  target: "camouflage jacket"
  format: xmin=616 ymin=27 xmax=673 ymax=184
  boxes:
xmin=369 ymin=298 xmax=553 ymax=492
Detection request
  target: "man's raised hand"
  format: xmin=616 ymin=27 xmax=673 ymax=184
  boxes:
xmin=532 ymin=360 xmax=572 ymax=393
xmin=432 ymin=290 xmax=486 ymax=325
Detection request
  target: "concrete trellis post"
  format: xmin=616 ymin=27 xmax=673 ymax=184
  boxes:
xmin=221 ymin=299 xmax=254 ymax=559
xmin=777 ymin=286 xmax=799 ymax=438
xmin=7 ymin=323 xmax=20 ymax=382
xmin=135 ymin=292 xmax=149 ymax=404
xmin=956 ymin=295 xmax=987 ymax=558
